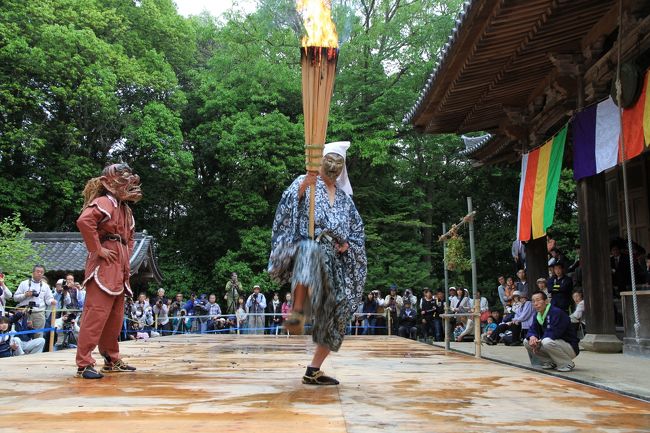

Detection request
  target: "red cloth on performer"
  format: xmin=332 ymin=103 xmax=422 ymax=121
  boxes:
xmin=76 ymin=194 xmax=135 ymax=296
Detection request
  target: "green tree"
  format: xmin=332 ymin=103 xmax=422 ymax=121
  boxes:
xmin=0 ymin=213 xmax=42 ymax=289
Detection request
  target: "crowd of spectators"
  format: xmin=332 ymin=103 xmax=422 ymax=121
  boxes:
xmin=1 ymin=234 xmax=648 ymax=363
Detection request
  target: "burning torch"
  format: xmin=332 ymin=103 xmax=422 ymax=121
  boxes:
xmin=297 ymin=0 xmax=338 ymax=239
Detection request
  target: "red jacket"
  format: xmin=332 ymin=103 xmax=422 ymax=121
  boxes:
xmin=77 ymin=194 xmax=135 ymax=296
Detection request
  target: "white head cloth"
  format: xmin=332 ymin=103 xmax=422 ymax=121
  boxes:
xmin=323 ymin=141 xmax=353 ymax=196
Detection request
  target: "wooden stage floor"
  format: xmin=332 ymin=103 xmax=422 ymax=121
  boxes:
xmin=0 ymin=335 xmax=649 ymax=433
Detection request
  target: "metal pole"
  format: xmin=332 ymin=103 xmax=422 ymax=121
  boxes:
xmin=467 ymin=197 xmax=481 ymax=358
xmin=48 ymin=307 xmax=57 ymax=352
xmin=443 ymin=222 xmax=450 ymax=352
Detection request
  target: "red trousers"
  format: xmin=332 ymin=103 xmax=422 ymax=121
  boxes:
xmin=75 ymin=280 xmax=125 ymax=367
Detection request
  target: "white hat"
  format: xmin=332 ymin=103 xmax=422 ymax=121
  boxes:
xmin=56 ymin=279 xmax=65 ymax=285
xmin=323 ymin=141 xmax=353 ymax=196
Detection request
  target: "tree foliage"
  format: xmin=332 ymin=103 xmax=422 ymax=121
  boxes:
xmin=0 ymin=213 xmax=42 ymax=288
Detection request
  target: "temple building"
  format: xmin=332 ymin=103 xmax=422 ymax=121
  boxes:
xmin=406 ymin=0 xmax=650 ymax=356
xmin=26 ymin=231 xmax=163 ymax=291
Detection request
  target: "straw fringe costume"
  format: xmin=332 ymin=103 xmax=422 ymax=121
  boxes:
xmin=268 ymin=175 xmax=366 ymax=352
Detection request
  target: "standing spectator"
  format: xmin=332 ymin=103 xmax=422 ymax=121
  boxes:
xmin=451 ymin=288 xmax=470 ymax=314
xmin=150 ymin=288 xmax=168 ymax=309
xmin=403 ymin=289 xmax=417 ymax=308
xmin=525 ymin=291 xmax=579 ymax=372
xmin=432 ymin=290 xmax=445 ymax=342
xmin=206 ymin=294 xmax=222 ymax=332
xmin=569 ymin=290 xmax=585 ymax=339
xmin=246 ymin=286 xmax=266 ymax=334
xmin=420 ymin=289 xmax=436 ymax=340
xmin=64 ymin=274 xmax=79 ymax=310
xmin=267 ymin=292 xmax=282 ymax=335
xmin=53 ymin=279 xmax=72 ymax=312
xmin=13 ymin=265 xmax=56 ymax=339
xmin=448 ymin=287 xmax=458 ymax=304
xmin=512 ymin=239 xmax=526 ymax=273
xmin=469 ymin=290 xmax=489 ymax=321
xmin=496 ymin=276 xmax=508 ymax=308
xmin=169 ymin=293 xmax=184 ymax=317
xmin=385 ymin=285 xmax=403 ymax=316
xmin=548 ymin=262 xmax=573 ymax=314
xmin=515 ymin=269 xmax=529 ymax=298
xmin=398 ymin=300 xmax=417 ymax=340
xmin=153 ymin=298 xmax=171 ymax=335
xmin=236 ymin=297 xmax=248 ymax=333
xmin=76 ymin=283 xmax=86 ymax=312
xmin=224 ymin=272 xmax=241 ymax=315
xmin=0 ymin=273 xmax=12 ymax=316
xmin=536 ymin=278 xmax=549 ymax=297
xmin=281 ymin=293 xmax=292 ymax=321
xmin=361 ymin=292 xmax=378 ymax=335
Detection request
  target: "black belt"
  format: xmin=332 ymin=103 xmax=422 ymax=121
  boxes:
xmin=101 ymin=234 xmax=127 ymax=245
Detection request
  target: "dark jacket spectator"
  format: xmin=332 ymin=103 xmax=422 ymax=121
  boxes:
xmin=547 ymin=263 xmax=573 ymax=314
xmin=526 ymin=304 xmax=580 ymax=357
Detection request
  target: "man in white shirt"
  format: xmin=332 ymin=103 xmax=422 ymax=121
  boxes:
xmin=246 ymin=285 xmax=267 ymax=335
xmin=13 ymin=265 xmax=56 ymax=339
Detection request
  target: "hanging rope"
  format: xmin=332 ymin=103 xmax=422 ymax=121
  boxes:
xmin=615 ymin=0 xmax=641 ymax=344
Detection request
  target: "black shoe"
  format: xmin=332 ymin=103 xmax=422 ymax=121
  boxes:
xmin=302 ymin=369 xmax=339 ymax=385
xmin=101 ymin=359 xmax=137 ymax=373
xmin=485 ymin=338 xmax=497 ymax=346
xmin=77 ymin=365 xmax=104 ymax=379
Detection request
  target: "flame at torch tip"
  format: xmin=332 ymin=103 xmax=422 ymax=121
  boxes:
xmin=296 ymin=0 xmax=338 ymax=48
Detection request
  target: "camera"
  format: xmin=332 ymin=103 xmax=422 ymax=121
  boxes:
xmin=28 ymin=301 xmax=36 ymax=308
xmin=63 ymin=312 xmax=77 ymax=322
xmin=253 ymin=293 xmax=258 ymax=299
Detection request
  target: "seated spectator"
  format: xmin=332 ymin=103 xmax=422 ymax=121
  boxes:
xmin=0 ymin=316 xmax=19 ymax=358
xmin=398 ymin=300 xmax=417 ymax=340
xmin=524 ymin=291 xmax=579 ymax=372
xmin=481 ymin=316 xmax=498 ymax=343
xmin=490 ymin=310 xmax=502 ymax=325
xmin=11 ymin=309 xmax=46 ymax=355
xmin=569 ymin=290 xmax=585 ymax=339
xmin=361 ymin=292 xmax=378 ymax=335
xmin=54 ymin=311 xmax=80 ymax=350
xmin=486 ymin=291 xmax=533 ymax=346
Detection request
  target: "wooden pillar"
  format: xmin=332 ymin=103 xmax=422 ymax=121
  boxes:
xmin=526 ymin=236 xmax=547 ymax=282
xmin=577 ymin=173 xmax=622 ymax=352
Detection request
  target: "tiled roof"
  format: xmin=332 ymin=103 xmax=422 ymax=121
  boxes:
xmin=25 ymin=232 xmax=162 ymax=283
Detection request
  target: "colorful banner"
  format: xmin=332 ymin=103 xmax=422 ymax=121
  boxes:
xmin=573 ymin=70 xmax=650 ymax=181
xmin=517 ymin=126 xmax=567 ymax=241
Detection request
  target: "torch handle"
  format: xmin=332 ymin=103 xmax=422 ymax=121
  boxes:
xmin=309 ymin=182 xmax=316 ymax=239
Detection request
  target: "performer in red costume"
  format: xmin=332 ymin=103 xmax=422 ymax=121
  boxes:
xmin=75 ymin=163 xmax=142 ymax=379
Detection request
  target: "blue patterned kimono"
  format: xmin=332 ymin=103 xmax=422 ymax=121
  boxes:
xmin=268 ymin=175 xmax=366 ymax=351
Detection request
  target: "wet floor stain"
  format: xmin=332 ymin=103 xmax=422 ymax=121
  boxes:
xmin=0 ymin=335 xmax=648 ymax=433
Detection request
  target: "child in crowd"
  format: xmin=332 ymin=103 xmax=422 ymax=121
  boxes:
xmin=482 ymin=316 xmax=498 ymax=343
xmin=536 ymin=278 xmax=549 ymax=297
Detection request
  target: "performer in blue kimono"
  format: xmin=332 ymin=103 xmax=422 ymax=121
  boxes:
xmin=268 ymin=141 xmax=367 ymax=385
